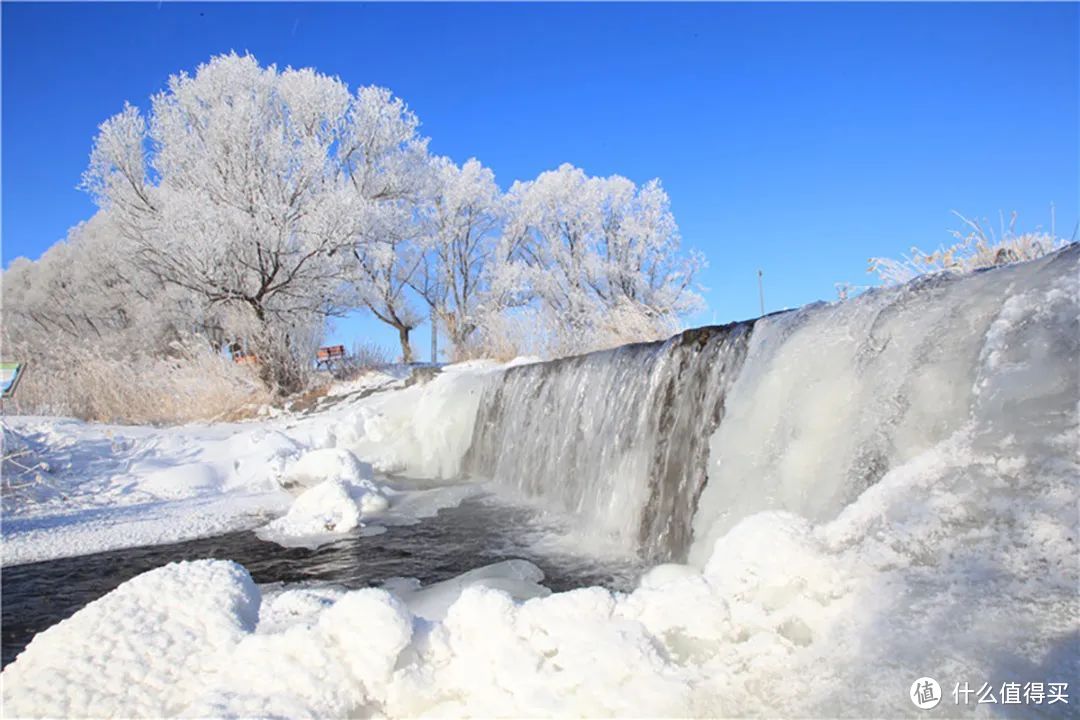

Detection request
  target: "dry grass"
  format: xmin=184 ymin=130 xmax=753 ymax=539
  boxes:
xmin=869 ymin=211 xmax=1070 ymax=285
xmin=350 ymin=340 xmax=393 ymax=369
xmin=2 ymin=343 xmax=272 ymax=425
xmin=285 ymin=383 xmax=332 ymax=414
xmin=328 ymin=341 xmax=394 ymax=382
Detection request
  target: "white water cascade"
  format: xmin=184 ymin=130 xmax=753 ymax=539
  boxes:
xmin=464 ymin=324 xmax=753 ymax=561
xmin=463 ymin=245 xmax=1079 ymax=565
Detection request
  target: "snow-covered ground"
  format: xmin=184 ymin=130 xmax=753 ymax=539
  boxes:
xmin=2 ymin=362 xmax=507 ymax=566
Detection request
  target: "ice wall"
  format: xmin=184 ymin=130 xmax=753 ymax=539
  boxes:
xmin=690 ymin=243 xmax=1079 ymax=564
xmin=465 ymin=245 xmax=1079 ymax=565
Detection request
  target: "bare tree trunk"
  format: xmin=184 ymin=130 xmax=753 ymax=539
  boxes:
xmin=397 ymin=325 xmax=414 ymax=364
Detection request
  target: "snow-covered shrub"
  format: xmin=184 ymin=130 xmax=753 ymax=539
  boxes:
xmin=351 ymin=340 xmax=393 ymax=369
xmin=869 ymin=211 xmax=1070 ymax=284
xmin=1 ymin=423 xmax=43 ymax=485
xmin=220 ymin=305 xmax=323 ymax=395
xmin=452 ymin=308 xmax=530 ymax=361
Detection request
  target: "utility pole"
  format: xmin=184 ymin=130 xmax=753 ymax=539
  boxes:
xmin=757 ymin=269 xmax=765 ymax=317
xmin=430 ymin=305 xmax=438 ymax=364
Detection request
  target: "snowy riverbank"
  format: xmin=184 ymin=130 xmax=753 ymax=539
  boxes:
xmin=1 ymin=361 xmax=513 ymax=566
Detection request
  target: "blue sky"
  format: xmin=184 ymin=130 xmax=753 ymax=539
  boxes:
xmin=3 ymin=2 xmax=1077 ymax=358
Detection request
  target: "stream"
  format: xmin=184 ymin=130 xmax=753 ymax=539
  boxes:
xmin=1 ymin=494 xmax=644 ymax=668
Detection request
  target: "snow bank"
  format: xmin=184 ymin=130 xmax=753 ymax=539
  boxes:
xmin=325 ymin=366 xmax=411 ymax=398
xmin=138 ymin=462 xmax=223 ymax=499
xmin=1 ymin=420 xmax=302 ymax=565
xmin=313 ymin=360 xmax=505 ymax=479
xmin=2 ymin=360 xmax=510 ymax=565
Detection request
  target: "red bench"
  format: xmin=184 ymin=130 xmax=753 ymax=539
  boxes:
xmin=316 ymin=345 xmax=346 ymax=368
xmin=229 ymin=344 xmax=259 ymax=365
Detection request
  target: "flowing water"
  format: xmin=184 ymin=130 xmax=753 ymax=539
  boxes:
xmin=465 ymin=322 xmax=754 ymax=561
xmin=1 ymin=495 xmax=644 ymax=668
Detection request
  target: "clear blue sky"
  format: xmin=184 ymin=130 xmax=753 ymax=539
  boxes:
xmin=3 ymin=2 xmax=1077 ymax=357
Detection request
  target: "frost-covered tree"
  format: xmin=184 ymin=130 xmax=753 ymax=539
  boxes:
xmin=1 ymin=212 xmax=269 ymax=423
xmin=338 ymin=87 xmax=431 ymax=363
xmin=82 ymin=53 xmax=429 ymax=388
xmin=347 ymin=203 xmax=426 ymax=363
xmin=500 ymin=164 xmax=703 ymax=355
xmin=2 ymin=212 xmax=189 ymax=348
xmin=35 ymin=51 xmax=709 ymax=393
xmin=412 ymin=157 xmax=506 ymax=356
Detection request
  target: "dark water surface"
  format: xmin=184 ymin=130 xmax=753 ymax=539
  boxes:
xmin=1 ymin=496 xmax=642 ymax=668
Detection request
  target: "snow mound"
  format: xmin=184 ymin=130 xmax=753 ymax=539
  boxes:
xmin=280 ymin=447 xmax=374 ymax=492
xmin=186 ymin=588 xmax=414 ymax=719
xmin=391 ymin=583 xmax=694 ymax=718
xmin=256 ymin=447 xmax=388 ymax=548
xmin=256 ymin=585 xmax=344 ymax=634
xmin=1 ymin=560 xmax=259 ymax=718
xmin=257 ymin=476 xmax=389 ymax=548
xmin=222 ymin=428 xmax=306 ymax=491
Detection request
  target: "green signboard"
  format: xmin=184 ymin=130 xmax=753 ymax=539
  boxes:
xmin=1 ymin=362 xmax=25 ymax=398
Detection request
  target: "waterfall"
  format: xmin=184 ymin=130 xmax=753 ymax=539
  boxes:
xmin=464 ymin=322 xmax=753 ymax=562
xmin=690 ymin=244 xmax=1079 ymax=564
xmin=464 ymin=245 xmax=1079 ymax=565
